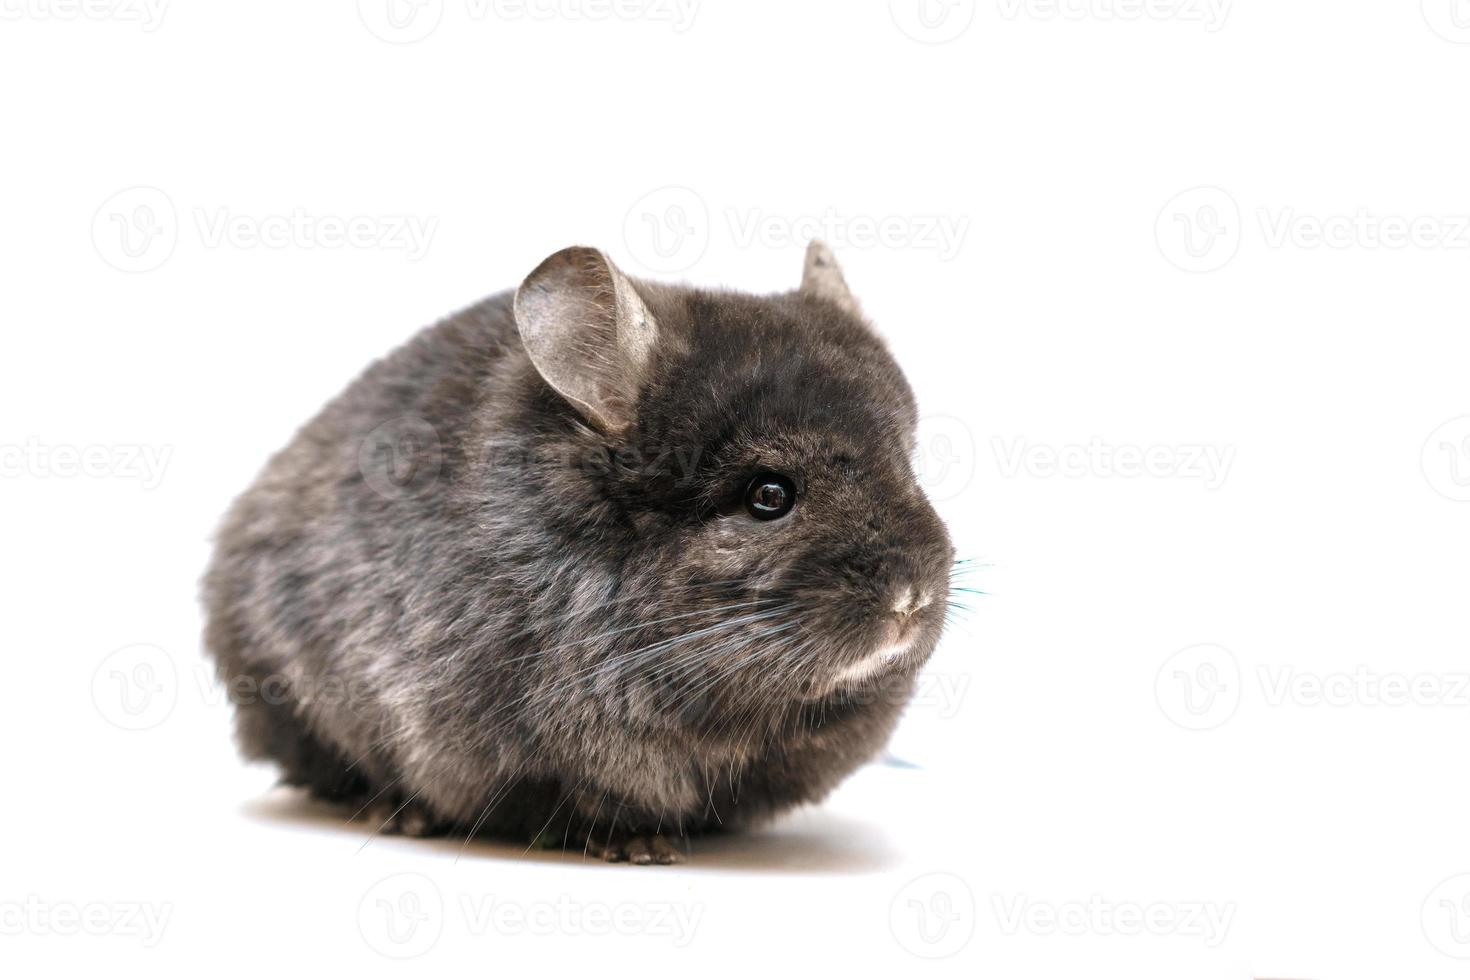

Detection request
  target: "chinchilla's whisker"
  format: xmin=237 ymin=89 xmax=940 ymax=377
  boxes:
xmin=518 ymin=772 xmax=592 ymax=859
xmin=451 ymin=580 xmax=772 ymax=655
xmin=493 ymin=597 xmax=783 ymax=668
xmin=942 ymin=599 xmax=981 ymax=630
xmin=582 ymin=788 xmax=611 ymax=861
xmin=663 ymin=623 xmax=801 ymax=715
xmin=345 ymin=771 xmax=404 ymax=824
xmin=656 ymin=614 xmax=795 ymax=671
xmin=555 ymin=607 xmax=789 ymax=682
xmin=451 ymin=604 xmax=789 ymax=712
xmin=506 ymin=608 xmax=793 ymax=708
xmin=662 ymin=632 xmax=795 ymax=710
xmin=655 ymin=619 xmax=798 ymax=692
xmin=355 ymin=786 xmax=427 ymax=855
xmin=704 ymin=634 xmax=816 ymax=754
xmin=942 ymin=616 xmax=979 ymax=642
xmin=454 ymin=761 xmax=535 ymax=863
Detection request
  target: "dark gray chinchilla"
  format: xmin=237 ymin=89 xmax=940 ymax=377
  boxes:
xmin=203 ymin=241 xmax=954 ymax=864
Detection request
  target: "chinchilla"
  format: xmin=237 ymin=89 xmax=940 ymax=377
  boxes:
xmin=203 ymin=241 xmax=954 ymax=864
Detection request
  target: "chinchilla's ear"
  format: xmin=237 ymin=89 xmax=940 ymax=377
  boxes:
xmin=513 ymin=246 xmax=659 ymax=438
xmin=799 ymin=239 xmax=861 ymax=317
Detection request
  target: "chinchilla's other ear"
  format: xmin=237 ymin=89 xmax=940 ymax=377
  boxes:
xmin=799 ymin=239 xmax=861 ymax=317
xmin=513 ymin=246 xmax=659 ymax=438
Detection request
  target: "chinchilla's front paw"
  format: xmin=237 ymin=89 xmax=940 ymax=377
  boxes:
xmin=355 ymin=795 xmax=449 ymax=838
xmin=586 ymin=830 xmax=686 ymax=865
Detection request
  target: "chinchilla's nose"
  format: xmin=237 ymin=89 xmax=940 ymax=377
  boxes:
xmin=888 ymin=585 xmax=933 ymax=623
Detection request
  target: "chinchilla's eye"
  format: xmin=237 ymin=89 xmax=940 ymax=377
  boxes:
xmin=744 ymin=473 xmax=797 ymax=521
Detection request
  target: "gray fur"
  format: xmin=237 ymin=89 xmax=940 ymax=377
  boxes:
xmin=202 ymin=242 xmax=953 ymax=861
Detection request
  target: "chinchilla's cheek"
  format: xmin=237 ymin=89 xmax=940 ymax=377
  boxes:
xmin=684 ymin=519 xmax=786 ymax=591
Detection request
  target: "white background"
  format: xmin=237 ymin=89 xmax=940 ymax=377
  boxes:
xmin=3 ymin=1 xmax=1470 ymax=977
